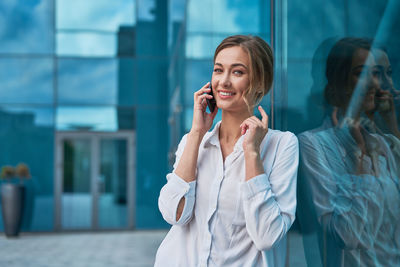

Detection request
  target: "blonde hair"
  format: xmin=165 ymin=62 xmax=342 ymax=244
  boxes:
xmin=214 ymin=35 xmax=274 ymax=109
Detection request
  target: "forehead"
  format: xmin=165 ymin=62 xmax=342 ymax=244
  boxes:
xmin=373 ymin=49 xmax=390 ymax=67
xmin=352 ymin=48 xmax=376 ymax=67
xmin=215 ymin=46 xmax=249 ymax=66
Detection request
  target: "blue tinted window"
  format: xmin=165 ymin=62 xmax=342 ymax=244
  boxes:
xmin=57 ymin=59 xmax=117 ymax=105
xmin=56 ymin=106 xmax=135 ymax=131
xmin=0 ymin=58 xmax=53 ymax=104
xmin=56 ymin=0 xmax=136 ymax=31
xmin=0 ymin=0 xmax=53 ymax=54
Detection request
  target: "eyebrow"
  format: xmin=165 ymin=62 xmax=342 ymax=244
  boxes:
xmin=214 ymin=62 xmax=248 ymax=69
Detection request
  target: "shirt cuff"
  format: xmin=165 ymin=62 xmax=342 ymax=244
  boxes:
xmin=240 ymin=173 xmax=271 ymax=200
xmin=167 ymin=172 xmax=196 ymax=196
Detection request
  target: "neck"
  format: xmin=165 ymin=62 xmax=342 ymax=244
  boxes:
xmin=219 ymin=109 xmax=252 ymax=143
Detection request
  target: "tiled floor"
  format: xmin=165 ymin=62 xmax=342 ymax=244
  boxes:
xmin=0 ymin=231 xmax=167 ymax=267
xmin=0 ymin=230 xmax=307 ymax=267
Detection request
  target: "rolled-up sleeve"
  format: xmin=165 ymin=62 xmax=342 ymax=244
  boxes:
xmin=240 ymin=132 xmax=298 ymax=251
xmin=158 ymin=134 xmax=197 ymax=225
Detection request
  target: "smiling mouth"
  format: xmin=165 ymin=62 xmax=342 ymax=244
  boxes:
xmin=218 ymin=91 xmax=235 ymax=96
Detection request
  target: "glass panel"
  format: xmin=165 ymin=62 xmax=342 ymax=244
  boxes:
xmin=0 ymin=106 xmax=54 ymax=231
xmin=284 ymin=1 xmax=400 ymax=266
xmin=57 ymin=59 xmax=117 ymax=105
xmin=56 ymin=0 xmax=136 ymax=31
xmin=62 ymin=139 xmax=91 ymax=229
xmin=137 ymin=0 xmax=156 ymax=21
xmin=0 ymin=0 xmax=53 ymax=54
xmin=56 ymin=106 xmax=135 ymax=131
xmin=185 ymin=59 xmax=213 ymax=103
xmin=0 ymin=58 xmax=53 ymax=104
xmin=56 ymin=32 xmax=116 ymax=57
xmin=211 ymin=0 xmax=261 ymax=33
xmin=98 ymin=139 xmax=128 ymax=228
xmin=56 ymin=106 xmax=118 ymax=131
xmin=185 ymin=34 xmax=214 ymax=59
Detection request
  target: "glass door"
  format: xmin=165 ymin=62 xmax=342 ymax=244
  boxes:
xmin=55 ymin=132 xmax=135 ymax=231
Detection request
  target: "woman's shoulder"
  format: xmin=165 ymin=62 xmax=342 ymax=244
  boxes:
xmin=260 ymin=129 xmax=298 ymax=154
xmin=266 ymin=128 xmax=298 ymax=143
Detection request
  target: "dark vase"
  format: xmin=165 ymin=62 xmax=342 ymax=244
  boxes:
xmin=1 ymin=183 xmax=25 ymax=237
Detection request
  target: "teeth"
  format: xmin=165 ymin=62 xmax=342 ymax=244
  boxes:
xmin=220 ymin=92 xmax=234 ymax=96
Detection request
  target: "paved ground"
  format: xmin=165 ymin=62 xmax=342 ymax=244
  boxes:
xmin=0 ymin=230 xmax=307 ymax=267
xmin=0 ymin=231 xmax=168 ymax=267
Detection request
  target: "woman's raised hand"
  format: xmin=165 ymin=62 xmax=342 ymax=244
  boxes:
xmin=190 ymin=82 xmax=218 ymax=137
xmin=240 ymin=106 xmax=269 ymax=153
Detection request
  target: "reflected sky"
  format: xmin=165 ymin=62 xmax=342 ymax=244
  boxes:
xmin=56 ymin=0 xmax=135 ymax=57
xmin=56 ymin=0 xmax=135 ymax=31
xmin=186 ymin=0 xmax=260 ymax=33
xmin=0 ymin=106 xmax=54 ymax=127
xmin=0 ymin=58 xmax=53 ymax=104
xmin=57 ymin=59 xmax=117 ymax=105
xmin=56 ymin=106 xmax=117 ymax=131
xmin=0 ymin=0 xmax=53 ymax=54
xmin=57 ymin=32 xmax=116 ymax=57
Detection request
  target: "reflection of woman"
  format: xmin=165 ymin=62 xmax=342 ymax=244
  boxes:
xmin=373 ymin=47 xmax=400 ymax=138
xmin=298 ymin=37 xmax=400 ymax=266
xmin=155 ymin=35 xmax=298 ymax=267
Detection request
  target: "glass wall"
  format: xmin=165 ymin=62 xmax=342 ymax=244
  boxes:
xmin=0 ymin=0 xmax=55 ymax=231
xmin=280 ymin=0 xmax=400 ymax=266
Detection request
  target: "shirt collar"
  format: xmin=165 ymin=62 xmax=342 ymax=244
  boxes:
xmin=203 ymin=121 xmax=246 ymax=152
xmin=203 ymin=121 xmax=221 ymax=148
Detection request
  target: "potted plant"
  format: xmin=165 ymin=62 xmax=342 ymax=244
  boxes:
xmin=0 ymin=163 xmax=31 ymax=237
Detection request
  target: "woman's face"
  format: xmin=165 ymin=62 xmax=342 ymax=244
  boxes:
xmin=373 ymin=49 xmax=394 ymax=92
xmin=347 ymin=48 xmax=380 ymax=112
xmin=212 ymin=46 xmax=251 ymax=113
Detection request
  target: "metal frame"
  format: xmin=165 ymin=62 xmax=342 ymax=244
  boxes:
xmin=54 ymin=131 xmax=136 ymax=231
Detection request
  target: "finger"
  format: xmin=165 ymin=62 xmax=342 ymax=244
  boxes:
xmin=196 ymin=93 xmax=213 ymax=104
xmin=258 ymin=106 xmax=269 ymax=125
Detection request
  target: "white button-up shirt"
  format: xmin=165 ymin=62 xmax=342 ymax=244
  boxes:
xmin=155 ymin=121 xmax=299 ymax=267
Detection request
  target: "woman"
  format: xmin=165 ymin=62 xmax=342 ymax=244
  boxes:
xmin=298 ymin=37 xmax=400 ymax=267
xmin=155 ymin=35 xmax=298 ymax=266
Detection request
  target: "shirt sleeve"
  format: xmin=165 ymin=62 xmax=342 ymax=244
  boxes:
xmin=239 ymin=132 xmax=299 ymax=251
xmin=298 ymin=131 xmax=384 ymax=250
xmin=158 ymin=134 xmax=197 ymax=226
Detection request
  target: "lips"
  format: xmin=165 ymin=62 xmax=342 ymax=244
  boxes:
xmin=217 ymin=90 xmax=236 ymax=98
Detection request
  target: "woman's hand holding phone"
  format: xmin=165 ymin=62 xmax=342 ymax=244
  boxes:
xmin=190 ymin=82 xmax=218 ymax=137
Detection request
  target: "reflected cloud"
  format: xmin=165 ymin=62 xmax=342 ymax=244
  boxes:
xmin=56 ymin=0 xmax=135 ymax=31
xmin=56 ymin=106 xmax=117 ymax=131
xmin=0 ymin=0 xmax=53 ymax=53
xmin=58 ymin=59 xmax=117 ymax=105
xmin=0 ymin=58 xmax=53 ymax=104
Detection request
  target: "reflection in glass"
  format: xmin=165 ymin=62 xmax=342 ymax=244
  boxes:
xmin=56 ymin=0 xmax=135 ymax=31
xmin=58 ymin=59 xmax=117 ymax=104
xmin=0 ymin=0 xmax=53 ymax=54
xmin=98 ymin=139 xmax=128 ymax=228
xmin=57 ymin=32 xmax=116 ymax=57
xmin=57 ymin=106 xmax=117 ymax=131
xmin=298 ymin=38 xmax=400 ymax=267
xmin=0 ymin=58 xmax=53 ymax=104
xmin=187 ymin=0 xmax=263 ymax=34
xmin=56 ymin=106 xmax=135 ymax=131
xmin=62 ymin=139 xmax=92 ymax=229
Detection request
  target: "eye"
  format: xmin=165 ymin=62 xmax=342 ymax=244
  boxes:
xmin=233 ymin=70 xmax=244 ymax=75
xmin=214 ymin=68 xmax=223 ymax=73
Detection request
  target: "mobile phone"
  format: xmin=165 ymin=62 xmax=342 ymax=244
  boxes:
xmin=206 ymin=83 xmax=216 ymax=112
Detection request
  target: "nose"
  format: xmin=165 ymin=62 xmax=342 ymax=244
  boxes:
xmin=220 ymin=72 xmax=231 ymax=88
